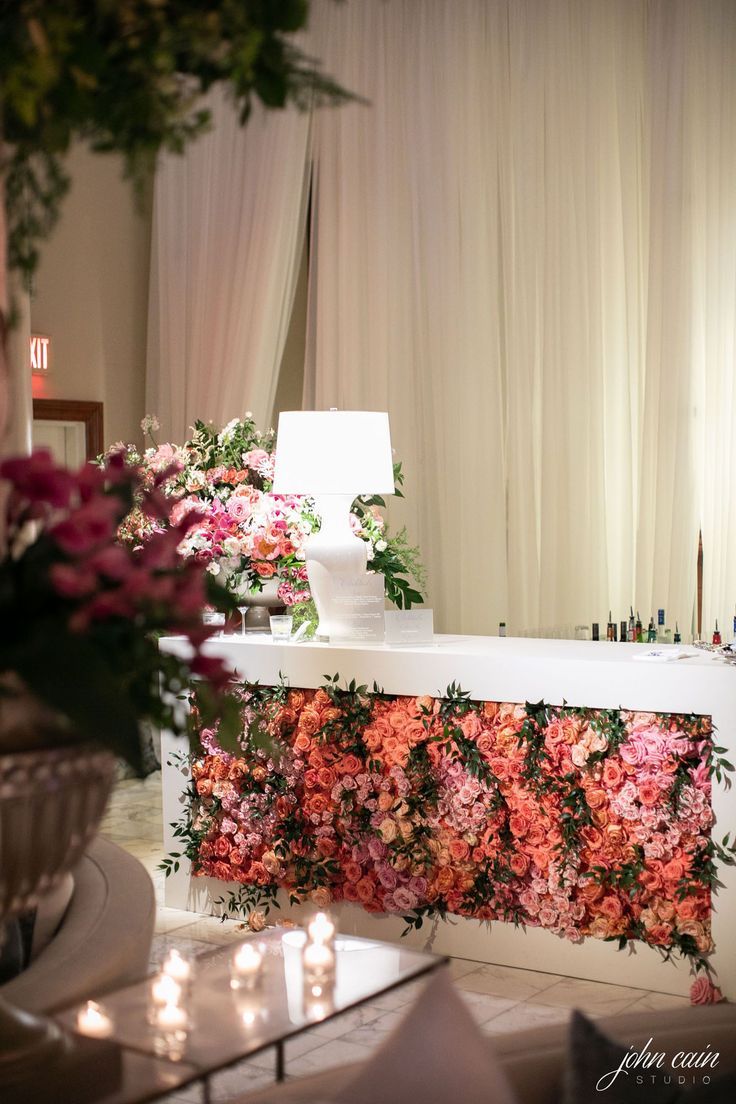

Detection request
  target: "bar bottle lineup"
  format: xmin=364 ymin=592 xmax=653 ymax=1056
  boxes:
xmin=497 ymin=610 xmax=735 ymax=644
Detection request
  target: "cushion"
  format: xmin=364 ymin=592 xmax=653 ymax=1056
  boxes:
xmin=332 ymin=967 xmax=517 ymax=1104
xmin=564 ymin=1009 xmax=735 ymax=1104
xmin=30 ymin=872 xmax=75 ymax=959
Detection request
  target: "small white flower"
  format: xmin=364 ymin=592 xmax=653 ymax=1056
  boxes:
xmin=206 ymin=561 xmax=221 ymax=576
xmin=140 ymin=414 xmax=160 ymax=434
xmin=375 ymin=539 xmax=387 ymax=552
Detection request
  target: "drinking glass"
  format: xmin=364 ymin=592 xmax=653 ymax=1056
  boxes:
xmin=269 ymin=615 xmax=293 ymax=642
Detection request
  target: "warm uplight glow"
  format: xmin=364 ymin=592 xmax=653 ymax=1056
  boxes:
xmin=307 ymin=912 xmax=335 ymax=946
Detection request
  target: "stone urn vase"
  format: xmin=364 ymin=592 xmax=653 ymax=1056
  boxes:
xmin=0 ymin=685 xmax=116 ymax=1087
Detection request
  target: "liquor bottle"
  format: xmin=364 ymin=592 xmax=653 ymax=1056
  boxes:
xmin=499 ymin=622 xmax=507 ymax=638
xmin=627 ymin=608 xmax=636 ymax=642
xmin=657 ymin=608 xmax=666 ymax=644
xmin=647 ymin=617 xmax=657 ymax=643
xmin=592 ymin=622 xmax=600 ymax=641
xmin=606 ymin=612 xmax=615 ymax=641
xmin=635 ymin=612 xmax=643 ymax=642
xmin=674 ymin=622 xmax=681 ymax=644
xmin=713 ymin=620 xmax=722 ymax=646
xmin=620 ymin=620 xmax=627 ymax=643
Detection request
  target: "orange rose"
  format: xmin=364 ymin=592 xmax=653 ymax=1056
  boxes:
xmin=322 ymin=707 xmax=342 ymax=724
xmin=344 ymin=861 xmax=363 ymax=883
xmin=307 ymin=793 xmax=329 ymax=816
xmin=288 ymin=690 xmax=306 ymax=710
xmin=294 ymin=732 xmax=312 ymax=753
xmin=340 ymin=754 xmax=362 ymax=776
xmin=196 ymin=779 xmax=213 ymax=797
xmin=435 ymin=867 xmax=455 ymax=894
xmin=317 ymin=767 xmax=336 ymax=789
xmin=316 ymin=836 xmax=337 ymax=858
xmin=509 ymin=813 xmax=529 ymax=838
xmin=299 ymin=709 xmax=322 ymax=736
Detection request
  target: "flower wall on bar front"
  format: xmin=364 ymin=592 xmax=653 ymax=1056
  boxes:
xmin=179 ymin=682 xmax=719 ymax=969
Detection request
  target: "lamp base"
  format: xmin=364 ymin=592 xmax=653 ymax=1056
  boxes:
xmin=306 ymin=495 xmax=385 ymax=641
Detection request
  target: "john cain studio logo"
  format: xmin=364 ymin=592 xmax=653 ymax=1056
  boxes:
xmin=596 ymin=1038 xmax=720 ymax=1091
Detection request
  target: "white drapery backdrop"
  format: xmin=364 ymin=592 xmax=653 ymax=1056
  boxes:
xmin=147 ymin=87 xmax=311 ymax=441
xmin=147 ymin=0 xmax=736 ymax=636
xmin=304 ymin=0 xmax=736 ymax=635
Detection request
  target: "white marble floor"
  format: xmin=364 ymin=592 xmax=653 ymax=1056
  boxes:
xmin=100 ymin=772 xmax=689 ymax=1104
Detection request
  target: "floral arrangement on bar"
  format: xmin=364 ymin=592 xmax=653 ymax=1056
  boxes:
xmin=0 ymin=449 xmax=239 ymax=769
xmin=104 ymin=415 xmax=424 ymax=622
xmin=165 ymin=678 xmax=736 ymax=999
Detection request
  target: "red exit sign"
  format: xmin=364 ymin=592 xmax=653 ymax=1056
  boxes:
xmin=30 ymin=334 xmax=51 ymax=373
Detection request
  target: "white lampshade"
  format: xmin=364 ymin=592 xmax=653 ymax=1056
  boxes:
xmin=272 ymin=411 xmax=395 ymax=496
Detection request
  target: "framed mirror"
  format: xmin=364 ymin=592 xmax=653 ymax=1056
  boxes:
xmin=32 ymin=399 xmax=104 ymax=465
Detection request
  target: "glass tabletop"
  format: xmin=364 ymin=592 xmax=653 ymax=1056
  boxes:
xmin=56 ymin=929 xmax=446 ymax=1087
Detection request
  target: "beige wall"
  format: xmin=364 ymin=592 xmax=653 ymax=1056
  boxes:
xmin=30 ymin=144 xmax=151 ymax=450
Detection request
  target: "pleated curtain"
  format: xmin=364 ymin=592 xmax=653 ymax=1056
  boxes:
xmin=146 ymin=87 xmax=311 ymax=441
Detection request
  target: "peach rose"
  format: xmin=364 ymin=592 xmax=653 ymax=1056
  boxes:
xmin=340 ymin=754 xmax=362 ymax=775
xmin=310 ymin=886 xmax=332 ymax=908
xmin=378 ymin=791 xmax=394 ymax=812
xmin=288 ymin=690 xmax=306 ymax=710
xmin=647 ymin=922 xmax=673 ymax=946
xmin=262 ymin=850 xmax=281 ymax=875
xmin=585 ymin=786 xmax=607 ymax=809
xmin=248 ymin=910 xmax=267 ymax=932
xmin=379 ymin=818 xmax=398 ymax=844
xmin=317 ymin=767 xmax=336 ymax=789
xmin=196 ymin=779 xmax=214 ymax=797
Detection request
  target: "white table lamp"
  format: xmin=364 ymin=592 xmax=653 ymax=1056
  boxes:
xmin=273 ymin=410 xmax=394 ymax=639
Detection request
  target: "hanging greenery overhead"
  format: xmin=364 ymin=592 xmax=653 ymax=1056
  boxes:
xmin=0 ymin=0 xmax=350 ymax=285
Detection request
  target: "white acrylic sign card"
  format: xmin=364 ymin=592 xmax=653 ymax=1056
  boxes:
xmin=384 ymin=609 xmax=434 ymax=646
xmin=328 ymin=573 xmax=386 ymax=643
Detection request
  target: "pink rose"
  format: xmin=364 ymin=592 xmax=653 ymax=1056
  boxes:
xmin=690 ymin=977 xmax=723 ymax=1005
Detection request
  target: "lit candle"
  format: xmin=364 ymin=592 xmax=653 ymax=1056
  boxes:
xmin=307 ymin=912 xmax=336 ymax=946
xmin=151 ymin=972 xmax=182 ymax=1007
xmin=77 ymin=1000 xmax=113 ymax=1038
xmin=156 ymin=1002 xmax=188 ymax=1032
xmin=162 ymin=949 xmax=191 ymax=984
xmin=232 ymin=943 xmax=263 ymax=988
xmin=302 ymin=940 xmax=335 ymax=982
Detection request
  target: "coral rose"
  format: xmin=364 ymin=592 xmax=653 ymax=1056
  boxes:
xmin=344 ymin=861 xmax=363 ymax=884
xmin=378 ymin=792 xmax=394 ymax=812
xmin=599 ymin=895 xmax=623 ymax=921
xmin=602 ymin=761 xmax=624 ymax=789
xmin=356 ymin=877 xmax=376 ymax=903
xmin=448 ymin=838 xmax=470 ymax=862
xmin=316 ymin=836 xmax=337 ymax=858
xmin=509 ymin=853 xmax=529 ymax=877
xmin=637 ymin=779 xmax=661 ymax=807
xmin=585 ymin=786 xmax=607 ymax=809
xmin=340 ymin=754 xmax=362 ymax=775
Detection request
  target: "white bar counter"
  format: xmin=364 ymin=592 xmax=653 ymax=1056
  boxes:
xmin=160 ymin=634 xmax=736 ymax=997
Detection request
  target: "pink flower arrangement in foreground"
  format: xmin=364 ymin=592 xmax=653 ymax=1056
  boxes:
xmin=176 ymin=681 xmax=729 ymax=992
xmin=0 ymin=448 xmax=235 ymax=768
